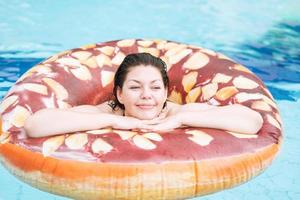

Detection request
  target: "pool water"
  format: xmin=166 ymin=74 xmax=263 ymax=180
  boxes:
xmin=1 ymin=1 xmax=300 ymax=199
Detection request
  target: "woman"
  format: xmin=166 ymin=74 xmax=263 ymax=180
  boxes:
xmin=24 ymin=53 xmax=263 ymax=138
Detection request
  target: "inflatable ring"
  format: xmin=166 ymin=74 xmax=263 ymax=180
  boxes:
xmin=0 ymin=39 xmax=282 ymax=199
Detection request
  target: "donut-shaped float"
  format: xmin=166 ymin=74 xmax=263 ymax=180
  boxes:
xmin=0 ymin=39 xmax=282 ymax=199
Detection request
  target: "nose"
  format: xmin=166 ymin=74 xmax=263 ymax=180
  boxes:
xmin=140 ymin=87 xmax=152 ymax=99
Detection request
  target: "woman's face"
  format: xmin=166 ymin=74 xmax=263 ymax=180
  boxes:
xmin=117 ymin=65 xmax=168 ymax=120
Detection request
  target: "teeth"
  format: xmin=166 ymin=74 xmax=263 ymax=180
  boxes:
xmin=42 ymin=135 xmax=65 ymax=157
xmin=111 ymin=52 xmax=126 ymax=66
xmin=96 ymin=54 xmax=112 ymax=68
xmin=156 ymin=40 xmax=168 ymax=49
xmin=182 ymin=71 xmax=198 ymax=93
xmin=42 ymin=78 xmax=69 ymax=101
xmin=275 ymin=112 xmax=282 ymax=125
xmin=137 ymin=40 xmax=154 ymax=47
xmin=97 ymin=46 xmax=115 ymax=56
xmin=0 ymin=95 xmax=18 ymax=114
xmin=65 ymin=133 xmax=88 ymax=150
xmin=168 ymin=89 xmax=183 ymax=105
xmin=101 ymin=70 xmax=115 ymax=87
xmin=186 ymin=130 xmax=213 ymax=146
xmin=117 ymin=39 xmax=135 ymax=47
xmin=251 ymin=101 xmax=272 ymax=111
xmin=70 ymin=65 xmax=92 ymax=81
xmin=72 ymin=51 xmax=92 ymax=61
xmin=215 ymin=86 xmax=238 ymax=101
xmin=262 ymin=95 xmax=278 ymax=109
xmin=11 ymin=106 xmax=31 ymax=128
xmin=80 ymin=43 xmax=96 ymax=50
xmin=133 ymin=134 xmax=156 ymax=150
xmin=23 ymin=83 xmax=48 ymax=95
xmin=164 ymin=42 xmax=180 ymax=50
xmin=235 ymin=92 xmax=263 ymax=103
xmin=186 ymin=86 xmax=201 ymax=103
xmin=182 ymin=52 xmax=209 ymax=70
xmin=202 ymin=83 xmax=218 ymax=100
xmin=233 ymin=76 xmax=259 ymax=89
xmin=91 ymin=138 xmax=113 ymax=154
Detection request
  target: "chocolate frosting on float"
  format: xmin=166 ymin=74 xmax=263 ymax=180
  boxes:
xmin=0 ymin=39 xmax=282 ymax=163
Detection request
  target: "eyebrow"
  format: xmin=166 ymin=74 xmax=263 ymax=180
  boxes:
xmin=127 ymin=79 xmax=162 ymax=84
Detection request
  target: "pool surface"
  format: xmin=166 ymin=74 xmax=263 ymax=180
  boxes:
xmin=1 ymin=1 xmax=300 ymax=199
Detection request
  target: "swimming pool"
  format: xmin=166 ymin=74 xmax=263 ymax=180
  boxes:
xmin=0 ymin=0 xmax=299 ymax=199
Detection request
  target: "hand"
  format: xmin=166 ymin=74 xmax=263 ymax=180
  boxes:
xmin=140 ymin=114 xmax=183 ymax=132
xmin=111 ymin=116 xmax=143 ymax=130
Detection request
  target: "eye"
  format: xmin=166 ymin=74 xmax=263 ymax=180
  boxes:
xmin=129 ymin=86 xmax=140 ymax=89
xmin=151 ymin=86 xmax=161 ymax=90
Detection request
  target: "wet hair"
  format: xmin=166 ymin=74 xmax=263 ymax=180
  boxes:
xmin=109 ymin=52 xmax=169 ymax=111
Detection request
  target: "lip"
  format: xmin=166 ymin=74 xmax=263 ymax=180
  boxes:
xmin=136 ymin=104 xmax=156 ymax=109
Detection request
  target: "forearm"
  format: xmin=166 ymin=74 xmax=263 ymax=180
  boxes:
xmin=180 ymin=104 xmax=263 ymax=134
xmin=24 ymin=109 xmax=117 ymax=138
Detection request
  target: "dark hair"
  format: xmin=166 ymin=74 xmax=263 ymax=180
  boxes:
xmin=109 ymin=52 xmax=169 ymax=110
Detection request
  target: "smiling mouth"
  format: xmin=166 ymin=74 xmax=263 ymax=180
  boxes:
xmin=136 ymin=105 xmax=155 ymax=109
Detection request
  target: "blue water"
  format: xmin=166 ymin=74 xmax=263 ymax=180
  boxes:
xmin=1 ymin=0 xmax=300 ymax=199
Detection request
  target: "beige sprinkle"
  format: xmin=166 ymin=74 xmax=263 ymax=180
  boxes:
xmin=168 ymin=90 xmax=183 ymax=105
xmin=202 ymin=83 xmax=218 ymax=100
xmin=142 ymin=132 xmax=163 ymax=141
xmin=182 ymin=52 xmax=209 ymax=70
xmin=97 ymin=46 xmax=115 ymax=56
xmin=186 ymin=130 xmax=213 ymax=146
xmin=215 ymin=86 xmax=239 ymax=101
xmin=235 ymin=92 xmax=263 ymax=103
xmin=133 ymin=135 xmax=156 ymax=150
xmin=11 ymin=105 xmax=31 ymax=128
xmin=0 ymin=95 xmax=18 ymax=114
xmin=86 ymin=128 xmax=112 ymax=135
xmin=156 ymin=40 xmax=168 ymax=49
xmin=251 ymin=101 xmax=272 ymax=111
xmin=212 ymin=73 xmax=232 ymax=83
xmin=262 ymin=95 xmax=278 ymax=109
xmin=275 ymin=112 xmax=282 ymax=125
xmin=138 ymin=47 xmax=160 ymax=57
xmin=23 ymin=83 xmax=48 ymax=95
xmin=169 ymin=49 xmax=192 ymax=64
xmin=56 ymin=57 xmax=81 ymax=66
xmin=117 ymin=39 xmax=135 ymax=47
xmin=42 ymin=78 xmax=69 ymax=100
xmin=111 ymin=52 xmax=126 ymax=65
xmin=80 ymin=43 xmax=96 ymax=50
xmin=137 ymin=40 xmax=154 ymax=47
xmin=266 ymin=114 xmax=281 ymax=130
xmin=165 ymin=44 xmax=187 ymax=57
xmin=233 ymin=64 xmax=253 ymax=74
xmin=96 ymin=54 xmax=112 ymax=68
xmin=164 ymin=42 xmax=180 ymax=50
xmin=182 ymin=71 xmax=198 ymax=93
xmin=72 ymin=51 xmax=92 ymax=61
xmin=233 ymin=76 xmax=259 ymax=89
xmin=92 ymin=138 xmax=113 ymax=154
xmin=42 ymin=135 xmax=65 ymax=157
xmin=200 ymin=48 xmax=217 ymax=56
xmin=186 ymin=86 xmax=201 ymax=103
xmin=65 ymin=133 xmax=88 ymax=150
xmin=114 ymin=130 xmax=136 ymax=140
xmin=101 ymin=70 xmax=115 ymax=87
xmin=82 ymin=56 xmax=98 ymax=68
xmin=70 ymin=65 xmax=92 ymax=81
xmin=226 ymin=131 xmax=258 ymax=139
